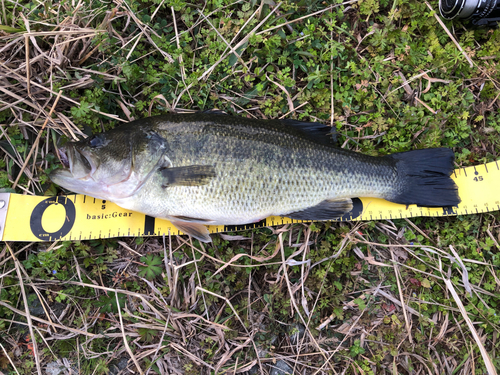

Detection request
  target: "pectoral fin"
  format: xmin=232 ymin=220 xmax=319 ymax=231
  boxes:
xmin=160 ymin=165 xmax=216 ymax=187
xmin=171 ymin=220 xmax=212 ymax=243
xmin=285 ymin=198 xmax=353 ymax=220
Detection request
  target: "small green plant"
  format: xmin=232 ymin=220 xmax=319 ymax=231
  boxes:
xmin=137 ymin=328 xmax=158 ymax=343
xmin=138 ymin=254 xmax=163 ymax=280
xmin=96 ymin=292 xmax=126 ymax=313
xmin=350 ymin=339 xmax=366 ymax=357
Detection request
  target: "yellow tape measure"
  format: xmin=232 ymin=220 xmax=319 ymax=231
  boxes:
xmin=0 ymin=162 xmax=498 ymax=242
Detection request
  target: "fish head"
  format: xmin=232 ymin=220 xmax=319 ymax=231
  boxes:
xmin=50 ymin=127 xmax=169 ymax=200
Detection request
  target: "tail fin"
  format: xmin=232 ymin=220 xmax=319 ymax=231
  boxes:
xmin=386 ymin=148 xmax=460 ymax=207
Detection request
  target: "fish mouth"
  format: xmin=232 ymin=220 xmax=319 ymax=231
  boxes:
xmin=55 ymin=145 xmax=96 ymax=179
xmin=58 ymin=147 xmax=70 ymax=169
xmin=50 ymin=144 xmax=101 ymax=195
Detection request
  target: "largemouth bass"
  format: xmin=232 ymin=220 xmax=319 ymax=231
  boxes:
xmin=50 ymin=112 xmax=460 ymax=242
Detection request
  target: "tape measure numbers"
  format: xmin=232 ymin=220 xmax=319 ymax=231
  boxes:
xmin=1 ymin=161 xmax=499 ymax=242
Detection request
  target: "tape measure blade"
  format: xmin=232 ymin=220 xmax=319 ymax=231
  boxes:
xmin=0 ymin=193 xmax=10 ymax=241
xmin=2 ymin=161 xmax=499 ymax=242
xmin=455 ymin=162 xmax=499 ymax=215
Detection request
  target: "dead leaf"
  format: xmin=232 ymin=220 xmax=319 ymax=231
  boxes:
xmin=0 ymin=355 xmax=9 ymax=369
xmin=409 ymin=278 xmax=421 ymax=287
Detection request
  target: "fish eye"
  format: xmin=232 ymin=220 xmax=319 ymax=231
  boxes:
xmin=89 ymin=135 xmax=105 ymax=148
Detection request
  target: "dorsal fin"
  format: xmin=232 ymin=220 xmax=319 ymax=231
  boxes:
xmin=194 ymin=110 xmax=339 ymax=146
xmin=279 ymin=119 xmax=338 ymax=146
xmin=199 ymin=109 xmax=228 ymax=116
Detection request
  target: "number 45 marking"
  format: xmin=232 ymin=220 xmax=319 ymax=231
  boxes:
xmin=474 ymin=176 xmax=483 ymax=182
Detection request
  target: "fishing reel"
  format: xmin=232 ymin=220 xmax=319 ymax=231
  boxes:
xmin=439 ymin=0 xmax=500 ymax=26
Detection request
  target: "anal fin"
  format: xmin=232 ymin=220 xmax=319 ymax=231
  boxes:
xmin=285 ymin=198 xmax=353 ymax=220
xmin=171 ymin=220 xmax=212 ymax=243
